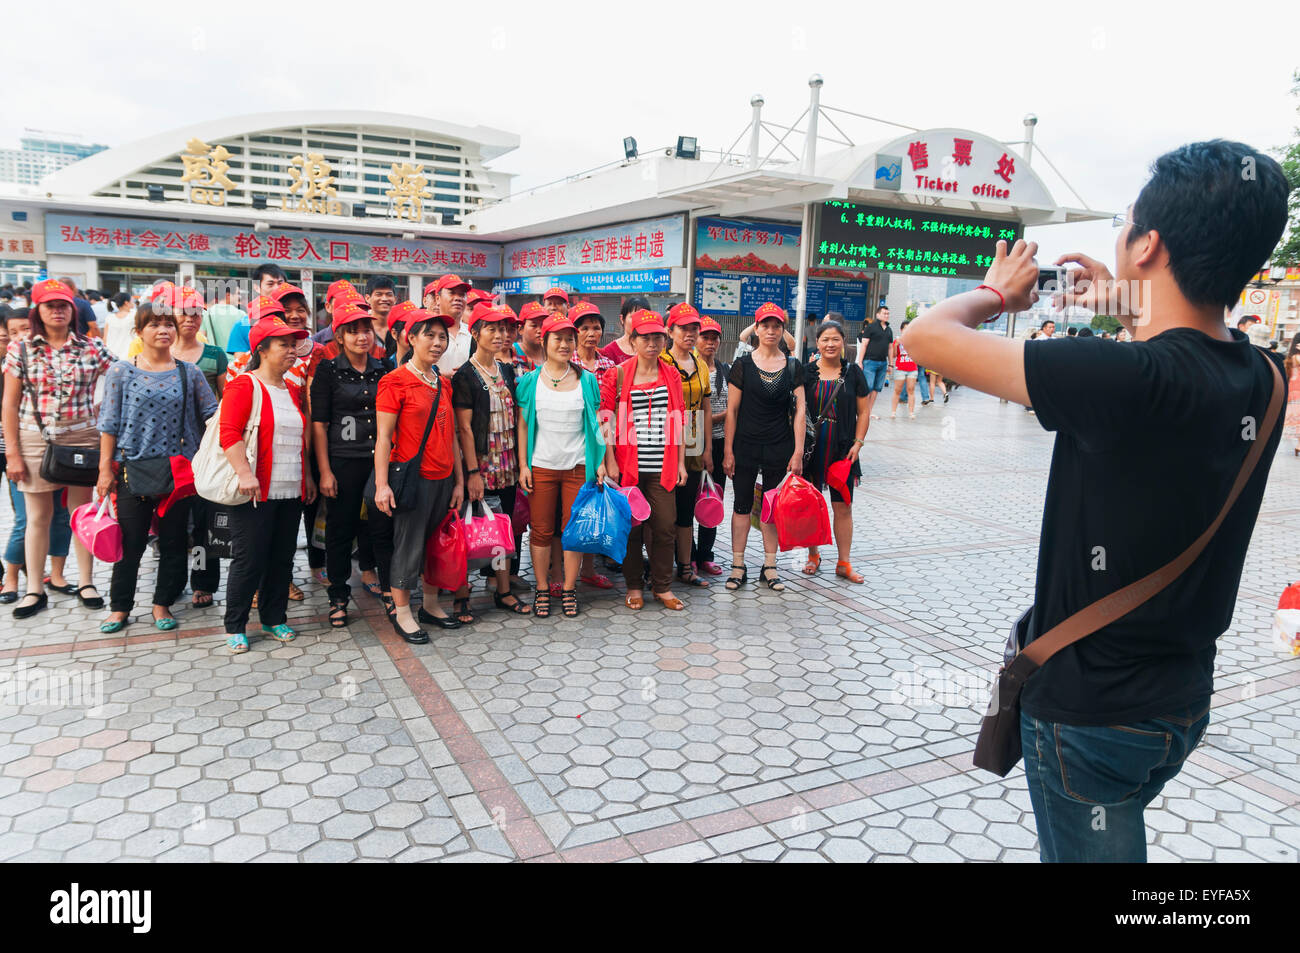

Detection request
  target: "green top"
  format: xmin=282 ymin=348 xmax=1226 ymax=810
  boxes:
xmin=201 ymin=303 xmax=248 ymax=352
xmin=194 ymin=344 xmax=228 ymax=395
xmin=515 ymin=368 xmax=605 ymax=482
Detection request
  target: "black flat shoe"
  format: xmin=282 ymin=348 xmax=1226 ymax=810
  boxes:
xmin=389 ymin=614 xmax=429 ymax=644
xmin=0 ymin=589 xmax=17 ymax=604
xmin=13 ymin=592 xmax=48 ymax=619
xmin=417 ymin=607 xmax=461 ymax=629
xmin=44 ymin=577 xmax=78 ymax=595
xmin=77 ymin=585 xmax=105 ymax=610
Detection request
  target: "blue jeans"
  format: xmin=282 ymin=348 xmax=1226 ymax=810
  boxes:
xmin=1020 ymin=702 xmax=1210 ymax=862
xmin=863 ymin=359 xmax=888 ymax=392
xmin=916 ymin=368 xmax=931 ymax=402
xmin=5 ymin=479 xmax=72 ymax=566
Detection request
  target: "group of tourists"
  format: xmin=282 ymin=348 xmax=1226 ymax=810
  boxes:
xmin=1 ymin=270 xmax=877 ymax=653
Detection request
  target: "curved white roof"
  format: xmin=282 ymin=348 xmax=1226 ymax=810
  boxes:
xmin=42 ymin=110 xmax=519 ymax=197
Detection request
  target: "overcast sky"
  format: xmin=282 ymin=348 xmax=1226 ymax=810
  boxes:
xmin=8 ymin=0 xmax=1297 ymax=265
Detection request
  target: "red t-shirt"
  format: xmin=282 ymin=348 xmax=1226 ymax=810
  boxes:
xmin=600 ymin=339 xmax=634 ymax=364
xmin=376 ymin=364 xmax=455 ymax=479
xmin=895 ymin=341 xmax=917 ymax=372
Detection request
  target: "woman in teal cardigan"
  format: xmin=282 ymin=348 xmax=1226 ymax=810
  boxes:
xmin=515 ymin=314 xmax=607 ymax=618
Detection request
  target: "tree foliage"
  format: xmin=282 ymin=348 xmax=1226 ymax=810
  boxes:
xmin=1273 ymin=69 xmax=1300 ymax=267
xmin=1091 ymin=313 xmax=1121 ymax=334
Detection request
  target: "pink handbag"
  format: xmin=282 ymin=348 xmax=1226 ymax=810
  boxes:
xmin=71 ymin=495 xmax=123 ymax=563
xmin=694 ymin=472 xmax=724 ymax=528
xmin=760 ymin=473 xmax=793 ymax=524
xmin=610 ymin=481 xmax=650 ymax=526
xmin=463 ymin=501 xmax=515 ymax=561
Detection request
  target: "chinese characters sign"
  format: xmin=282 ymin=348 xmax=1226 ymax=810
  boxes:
xmin=501 ymin=215 xmax=683 ymax=278
xmin=180 ymin=138 xmax=236 ymax=207
xmin=45 ymin=214 xmax=499 ymax=276
xmin=386 ymin=163 xmax=433 ymax=222
xmin=0 ymin=233 xmax=44 ymax=262
xmin=817 ymin=202 xmax=1019 ymax=280
xmin=695 ymin=216 xmax=800 ymax=275
xmin=860 ymin=129 xmax=1054 ymax=209
xmin=493 ymin=269 xmax=672 ymax=295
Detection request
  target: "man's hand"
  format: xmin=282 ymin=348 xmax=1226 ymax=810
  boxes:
xmin=1054 ymin=252 xmax=1132 ymax=317
xmin=984 ymin=239 xmax=1040 ymax=313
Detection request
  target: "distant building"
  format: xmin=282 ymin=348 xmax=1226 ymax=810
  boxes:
xmin=0 ymin=133 xmax=109 ymax=186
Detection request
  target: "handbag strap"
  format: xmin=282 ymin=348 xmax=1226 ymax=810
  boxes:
xmin=406 ymin=372 xmax=442 ymax=466
xmin=1022 ymin=354 xmax=1285 ymax=668
xmin=18 ymin=341 xmax=51 ymax=441
xmin=129 ymin=356 xmax=190 ymax=453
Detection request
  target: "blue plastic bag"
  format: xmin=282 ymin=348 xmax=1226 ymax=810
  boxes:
xmin=561 ymin=480 xmax=632 ymax=562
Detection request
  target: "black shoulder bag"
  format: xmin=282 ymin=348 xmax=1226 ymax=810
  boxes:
xmin=19 ymin=341 xmax=99 ymax=486
xmin=120 ymin=359 xmax=191 ymax=498
xmin=365 ymin=374 xmax=443 ymax=513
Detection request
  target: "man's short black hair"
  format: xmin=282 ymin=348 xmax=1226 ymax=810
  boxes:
xmin=1129 ymin=140 xmax=1289 ymax=310
xmin=252 ymin=263 xmax=287 ymax=283
xmin=621 ymin=296 xmax=650 ymax=318
xmin=1077 ymin=327 xmax=1094 ymax=337
xmin=1040 ymin=319 xmax=1055 ymax=329
xmin=876 ymin=305 xmax=890 ymax=316
xmin=1066 ymin=326 xmax=1078 ymax=337
xmin=87 ymin=289 xmax=103 ymax=301
xmin=1236 ymin=314 xmax=1260 ymax=330
xmin=364 ymin=276 xmax=396 ymax=295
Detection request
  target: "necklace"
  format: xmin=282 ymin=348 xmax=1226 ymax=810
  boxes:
xmin=411 ymin=363 xmax=440 ymax=390
xmin=543 ymin=363 xmax=571 ymax=388
xmin=473 ymin=357 xmax=501 ymax=385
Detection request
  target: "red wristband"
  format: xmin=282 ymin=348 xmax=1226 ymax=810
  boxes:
xmin=975 ymin=284 xmax=1005 ymax=324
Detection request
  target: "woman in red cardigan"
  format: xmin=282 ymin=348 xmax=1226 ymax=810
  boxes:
xmin=600 ymin=310 xmax=687 ymax=611
xmin=218 ymin=306 xmax=317 ymax=654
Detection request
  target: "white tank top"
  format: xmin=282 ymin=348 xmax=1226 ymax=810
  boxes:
xmin=265 ymin=382 xmax=303 ymax=500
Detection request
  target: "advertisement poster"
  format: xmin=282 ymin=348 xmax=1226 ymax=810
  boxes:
xmin=695 ymin=216 xmax=869 ymax=279
xmin=502 ymin=215 xmax=684 ymax=278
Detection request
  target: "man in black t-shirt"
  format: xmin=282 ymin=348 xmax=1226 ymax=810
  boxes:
xmin=856 ymin=306 xmax=893 ymax=418
xmin=903 ymin=140 xmax=1290 ymax=863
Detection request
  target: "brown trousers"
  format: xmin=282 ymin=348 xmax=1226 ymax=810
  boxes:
xmin=622 ymin=474 xmax=676 ymax=594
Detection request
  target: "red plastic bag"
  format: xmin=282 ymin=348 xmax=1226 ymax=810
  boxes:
xmin=511 ymin=491 xmax=530 ymax=536
xmin=774 ymin=474 xmax=832 ymax=551
xmin=423 ymin=510 xmax=468 ymax=590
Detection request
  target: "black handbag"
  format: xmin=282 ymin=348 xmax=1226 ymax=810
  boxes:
xmin=364 ymin=373 xmax=442 ymax=513
xmin=974 ymin=355 xmax=1285 ymax=776
xmin=120 ymin=358 xmax=191 ymax=498
xmin=19 ymin=342 xmax=99 ymax=486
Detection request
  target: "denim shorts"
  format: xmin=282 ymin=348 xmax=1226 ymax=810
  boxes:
xmin=862 ymin=359 xmax=888 ymax=392
xmin=893 ymin=369 xmax=918 ymax=382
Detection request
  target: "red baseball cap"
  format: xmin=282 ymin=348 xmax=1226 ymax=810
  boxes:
xmin=667 ymin=302 xmax=702 ymax=327
xmin=333 ymin=289 xmax=368 ymax=310
xmin=148 ymin=280 xmax=176 ymax=303
xmin=248 ymin=295 xmax=286 ymax=323
xmin=386 ymin=299 xmax=422 ymax=332
xmin=31 ymin=279 xmax=76 ymax=306
xmin=426 ymin=274 xmax=471 ymax=298
xmin=518 ymin=301 xmax=547 ymax=324
xmin=543 ymin=287 xmax=569 ymax=304
xmin=272 ymin=284 xmax=309 ymax=307
xmin=754 ymin=302 xmax=788 ymax=324
xmin=568 ymin=301 xmax=604 ymax=327
xmin=627 ymin=309 xmax=667 ymax=336
xmin=469 ymin=303 xmax=511 ymax=329
xmin=541 ymin=314 xmax=576 ymax=336
xmin=248 ymin=316 xmax=308 ymax=352
xmin=466 ymin=288 xmax=493 ymax=308
xmin=325 ymin=279 xmax=357 ymax=305
xmin=331 ymin=301 xmax=372 ymax=330
xmin=699 ymin=316 xmax=723 ymax=335
xmin=399 ymin=308 xmax=451 ymax=345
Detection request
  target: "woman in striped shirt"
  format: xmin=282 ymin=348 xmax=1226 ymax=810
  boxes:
xmin=601 ymin=310 xmax=687 ymax=611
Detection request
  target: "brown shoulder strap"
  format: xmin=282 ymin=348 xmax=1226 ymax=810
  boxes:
xmin=1024 ymin=355 xmax=1285 ymax=666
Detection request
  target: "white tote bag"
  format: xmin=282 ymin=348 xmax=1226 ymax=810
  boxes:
xmin=193 ymin=376 xmax=264 ymax=506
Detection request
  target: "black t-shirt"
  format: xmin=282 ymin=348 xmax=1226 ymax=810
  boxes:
xmin=859 ymin=320 xmax=893 ymax=362
xmin=728 ymin=353 xmax=804 ymax=456
xmin=1020 ymin=330 xmax=1286 ymax=726
xmin=74 ymin=298 xmax=96 ymax=337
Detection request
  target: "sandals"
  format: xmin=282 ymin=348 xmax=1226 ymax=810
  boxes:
xmin=580 ymin=573 xmax=614 ymax=590
xmin=191 ymin=591 xmax=214 ymax=609
xmin=724 ymin=565 xmax=748 ymax=591
xmin=803 ymin=552 xmax=822 ymax=576
xmin=676 ymin=563 xmax=709 ymax=588
xmin=312 ymin=568 xmax=329 ymax=585
xmin=653 ymin=592 xmax=685 ymax=611
xmin=698 ymin=561 xmax=723 ymax=576
xmin=835 ymin=560 xmax=865 ymax=584
xmin=227 ymin=633 xmax=250 ymax=654
xmin=452 ymin=597 xmax=476 ymax=626
xmin=381 ymin=593 xmax=396 ymax=619
xmin=329 ymin=599 xmax=349 ymax=628
xmin=493 ymin=592 xmax=532 ymax=615
xmin=759 ymin=565 xmax=785 ymax=592
xmin=287 ymin=582 xmax=305 ymax=602
xmin=625 ymin=592 xmax=644 ymax=610
xmin=533 ymin=588 xmax=552 ymax=619
xmin=560 ymin=589 xmax=579 ymax=618
xmin=76 ymin=585 xmax=105 ymax=610
xmin=261 ymin=623 xmax=296 ymax=642
xmin=362 ymin=580 xmax=383 ymax=598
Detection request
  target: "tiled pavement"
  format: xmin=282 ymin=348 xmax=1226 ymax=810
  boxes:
xmin=2 ymin=390 xmax=1297 ymax=862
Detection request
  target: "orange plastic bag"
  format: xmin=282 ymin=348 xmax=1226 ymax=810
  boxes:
xmin=423 ymin=510 xmax=468 ymax=590
xmin=774 ymin=474 xmax=832 ymax=551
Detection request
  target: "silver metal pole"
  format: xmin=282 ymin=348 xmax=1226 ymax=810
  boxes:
xmin=747 ymin=95 xmax=764 ymax=170
xmin=1023 ymin=113 xmax=1037 ymax=167
xmin=795 ymin=75 xmax=824 ymax=348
